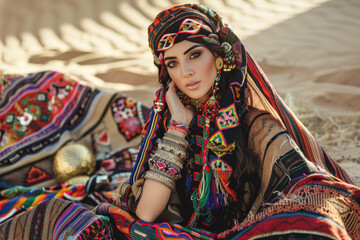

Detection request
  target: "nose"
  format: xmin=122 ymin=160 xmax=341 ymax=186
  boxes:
xmin=182 ymin=62 xmax=194 ymax=78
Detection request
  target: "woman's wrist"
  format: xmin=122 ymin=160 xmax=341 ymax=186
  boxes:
xmin=170 ymin=116 xmax=191 ymax=127
xmin=168 ymin=119 xmax=189 ymax=137
xmin=167 ymin=128 xmax=186 ymax=138
xmin=145 ymin=132 xmax=189 ymax=191
xmin=168 ymin=119 xmax=189 ymax=135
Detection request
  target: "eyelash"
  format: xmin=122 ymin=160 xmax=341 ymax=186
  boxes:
xmin=166 ymin=51 xmax=202 ymax=69
xmin=190 ymin=51 xmax=201 ymax=59
xmin=166 ymin=61 xmax=176 ymax=68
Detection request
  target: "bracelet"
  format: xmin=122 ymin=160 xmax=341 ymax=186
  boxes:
xmin=170 ymin=119 xmax=189 ymax=129
xmin=153 ymin=149 xmax=184 ymax=169
xmin=169 ymin=125 xmax=188 ymax=135
xmin=152 ymin=155 xmax=183 ymax=172
xmin=169 ymin=120 xmax=189 ymax=135
xmin=148 ymin=158 xmax=182 ymax=180
xmin=158 ymin=139 xmax=187 ymax=159
xmin=163 ymin=133 xmax=189 ymax=148
xmin=144 ymin=170 xmax=176 ymax=190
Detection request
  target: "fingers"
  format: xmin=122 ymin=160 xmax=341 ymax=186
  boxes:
xmin=166 ymin=85 xmax=180 ymax=109
xmin=165 ymin=81 xmax=194 ymax=125
xmin=168 ymin=80 xmax=177 ymax=93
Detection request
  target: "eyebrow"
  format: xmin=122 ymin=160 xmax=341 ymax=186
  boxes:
xmin=184 ymin=44 xmax=202 ymax=55
xmin=164 ymin=44 xmax=202 ymax=61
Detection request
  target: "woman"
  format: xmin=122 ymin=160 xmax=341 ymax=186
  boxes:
xmin=120 ymin=3 xmax=360 ymax=239
xmin=0 ymin=3 xmax=359 ymax=240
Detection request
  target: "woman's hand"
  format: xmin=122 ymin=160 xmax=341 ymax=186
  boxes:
xmin=166 ymin=81 xmax=194 ymax=126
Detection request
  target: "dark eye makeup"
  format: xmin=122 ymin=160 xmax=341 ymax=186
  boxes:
xmin=190 ymin=51 xmax=201 ymax=59
xmin=165 ymin=47 xmax=203 ymax=69
xmin=167 ymin=61 xmax=177 ymax=68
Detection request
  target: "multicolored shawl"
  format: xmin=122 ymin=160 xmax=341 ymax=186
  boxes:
xmin=219 ymin=174 xmax=360 ymax=239
xmin=131 ymin=3 xmax=352 ymax=230
xmin=0 ymin=198 xmax=113 ymax=239
xmin=0 ymin=184 xmax=87 ymax=223
xmin=0 ymin=71 xmax=146 ymax=188
xmin=0 ymin=70 xmax=148 ymax=234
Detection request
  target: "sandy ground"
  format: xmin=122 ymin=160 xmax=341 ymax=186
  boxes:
xmin=0 ymin=0 xmax=359 ymax=185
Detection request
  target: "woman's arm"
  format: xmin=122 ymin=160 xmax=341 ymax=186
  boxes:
xmin=136 ymin=128 xmax=186 ymax=222
xmin=136 ymin=82 xmax=193 ymax=222
xmin=243 ymin=108 xmax=294 ymax=213
xmin=135 ymin=179 xmax=172 ymax=222
xmin=245 ymin=108 xmax=319 ymax=214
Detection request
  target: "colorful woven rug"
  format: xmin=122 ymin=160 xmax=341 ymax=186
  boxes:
xmin=0 ymin=71 xmax=147 ymax=188
xmin=0 ymin=198 xmax=113 ymax=239
xmin=0 ymin=71 xmax=148 ymax=237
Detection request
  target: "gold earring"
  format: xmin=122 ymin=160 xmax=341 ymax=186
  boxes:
xmin=215 ymin=56 xmax=223 ymax=70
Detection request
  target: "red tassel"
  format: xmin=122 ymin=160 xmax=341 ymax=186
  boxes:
xmin=201 ymin=95 xmax=219 ymax=121
xmin=220 ymin=177 xmax=237 ymax=202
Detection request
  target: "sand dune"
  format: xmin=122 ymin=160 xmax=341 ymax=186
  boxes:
xmin=0 ymin=0 xmax=359 ymax=185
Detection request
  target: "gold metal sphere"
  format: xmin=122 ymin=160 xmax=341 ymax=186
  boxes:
xmin=53 ymin=143 xmax=95 ymax=183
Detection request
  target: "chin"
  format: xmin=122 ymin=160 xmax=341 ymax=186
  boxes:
xmin=185 ymin=89 xmax=211 ymax=102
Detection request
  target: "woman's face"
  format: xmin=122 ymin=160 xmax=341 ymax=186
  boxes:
xmin=164 ymin=40 xmax=217 ymax=102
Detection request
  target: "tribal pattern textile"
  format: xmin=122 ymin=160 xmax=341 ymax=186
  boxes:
xmin=0 ymin=198 xmax=113 ymax=239
xmin=148 ymin=4 xmax=222 ymax=60
xmin=0 ymin=70 xmax=148 ymax=238
xmin=0 ymin=184 xmax=86 ymax=224
xmin=0 ymin=71 xmax=147 ymax=188
xmin=219 ymin=175 xmax=360 ymax=239
xmin=94 ymin=201 xmax=218 ymax=239
xmin=129 ymin=220 xmax=217 ymax=240
xmin=0 ymin=71 xmax=105 ymax=166
xmin=94 ymin=202 xmax=136 ymax=239
xmin=111 ymin=97 xmax=144 ymax=142
xmin=97 ymin=145 xmax=141 ymax=189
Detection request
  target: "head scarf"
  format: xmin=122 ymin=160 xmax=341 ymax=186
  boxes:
xmin=131 ymin=3 xmax=352 ymax=228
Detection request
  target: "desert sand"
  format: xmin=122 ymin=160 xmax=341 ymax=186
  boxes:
xmin=0 ymin=0 xmax=359 ymax=185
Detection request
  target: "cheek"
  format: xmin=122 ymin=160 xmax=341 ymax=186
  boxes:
xmin=168 ymin=69 xmax=184 ymax=88
xmin=205 ymin=57 xmax=217 ymax=79
xmin=167 ymin=68 xmax=177 ymax=81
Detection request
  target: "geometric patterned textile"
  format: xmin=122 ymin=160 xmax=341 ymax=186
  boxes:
xmin=0 ymin=184 xmax=86 ymax=224
xmin=0 ymin=198 xmax=113 ymax=239
xmin=0 ymin=71 xmax=147 ymax=188
xmin=0 ymin=70 xmax=148 ymax=238
xmin=219 ymin=174 xmax=360 ymax=239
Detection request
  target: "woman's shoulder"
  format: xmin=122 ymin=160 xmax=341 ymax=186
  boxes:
xmin=243 ymin=107 xmax=271 ymax=128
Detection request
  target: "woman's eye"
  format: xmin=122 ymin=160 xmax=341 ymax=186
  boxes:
xmin=167 ymin=61 xmax=177 ymax=68
xmin=190 ymin=51 xmax=201 ymax=59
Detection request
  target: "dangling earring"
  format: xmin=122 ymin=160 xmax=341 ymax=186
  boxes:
xmin=201 ymin=57 xmax=222 ymax=121
xmin=221 ymin=42 xmax=236 ymax=71
xmin=215 ymin=56 xmax=224 ymax=70
xmin=213 ymin=56 xmax=223 ymax=99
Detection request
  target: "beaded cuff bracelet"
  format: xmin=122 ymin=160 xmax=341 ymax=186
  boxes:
xmin=144 ymin=169 xmax=176 ymax=190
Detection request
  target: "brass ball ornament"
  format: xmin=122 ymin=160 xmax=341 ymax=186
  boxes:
xmin=53 ymin=143 xmax=95 ymax=184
